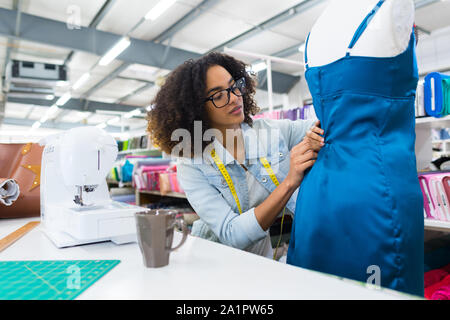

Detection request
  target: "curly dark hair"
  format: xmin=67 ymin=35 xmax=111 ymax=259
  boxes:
xmin=146 ymin=52 xmax=260 ymax=158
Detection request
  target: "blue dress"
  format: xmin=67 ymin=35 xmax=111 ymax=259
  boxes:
xmin=287 ymin=0 xmax=424 ymax=296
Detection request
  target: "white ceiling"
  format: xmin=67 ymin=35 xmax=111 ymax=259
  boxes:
xmin=0 ymin=0 xmax=450 ymax=140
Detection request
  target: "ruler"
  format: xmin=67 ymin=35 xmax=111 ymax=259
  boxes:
xmin=0 ymin=221 xmax=40 ymax=252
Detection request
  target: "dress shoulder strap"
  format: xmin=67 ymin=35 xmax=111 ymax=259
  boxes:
xmin=304 ymin=32 xmax=311 ymax=70
xmin=346 ymin=0 xmax=385 ymax=56
xmin=304 ymin=0 xmax=385 ymax=68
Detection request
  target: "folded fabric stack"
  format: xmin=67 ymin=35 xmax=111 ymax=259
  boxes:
xmin=421 ymin=72 xmax=450 ymax=118
xmin=117 ymin=135 xmax=151 ymax=151
xmin=108 ymin=152 xmax=163 ymax=183
xmin=424 ymin=263 xmax=450 ymax=300
xmin=158 ymin=170 xmax=184 ymax=195
xmin=418 ymin=172 xmax=450 ymax=221
xmin=252 ymin=105 xmax=317 ymax=121
xmin=132 ymin=159 xmax=184 ymax=194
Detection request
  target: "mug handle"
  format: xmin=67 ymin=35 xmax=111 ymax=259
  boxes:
xmin=170 ymin=217 xmax=188 ymax=251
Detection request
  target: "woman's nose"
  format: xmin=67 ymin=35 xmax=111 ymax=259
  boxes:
xmin=229 ymin=90 xmax=239 ymax=105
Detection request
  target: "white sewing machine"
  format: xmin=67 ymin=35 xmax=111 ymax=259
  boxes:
xmin=40 ymin=126 xmax=143 ymax=248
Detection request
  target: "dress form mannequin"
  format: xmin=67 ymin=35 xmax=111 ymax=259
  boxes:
xmin=306 ymin=0 xmax=415 ymax=67
xmin=287 ymin=0 xmax=424 ymax=296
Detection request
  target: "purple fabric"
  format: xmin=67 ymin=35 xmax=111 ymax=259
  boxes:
xmin=285 ymin=109 xmax=295 ymax=120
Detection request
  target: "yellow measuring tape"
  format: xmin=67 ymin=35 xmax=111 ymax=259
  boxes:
xmin=211 ymin=149 xmax=286 ymax=260
xmin=210 ymin=149 xmax=243 ymax=215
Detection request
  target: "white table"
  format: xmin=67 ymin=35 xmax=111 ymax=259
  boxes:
xmin=0 ymin=218 xmax=415 ymax=300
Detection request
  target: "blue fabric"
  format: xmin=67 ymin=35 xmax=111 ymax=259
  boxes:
xmin=287 ymin=2 xmax=424 ymax=297
xmin=424 ymin=72 xmax=450 ymax=118
xmin=121 ymin=159 xmax=134 ymax=182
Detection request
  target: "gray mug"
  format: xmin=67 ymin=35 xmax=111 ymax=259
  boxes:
xmin=135 ymin=209 xmax=188 ymax=268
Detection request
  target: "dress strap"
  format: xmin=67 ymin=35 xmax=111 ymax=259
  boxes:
xmin=304 ymin=32 xmax=311 ymax=70
xmin=346 ymin=0 xmax=385 ymax=57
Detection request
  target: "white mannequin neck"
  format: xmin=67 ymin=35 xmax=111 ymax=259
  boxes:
xmin=306 ymin=0 xmax=415 ymax=68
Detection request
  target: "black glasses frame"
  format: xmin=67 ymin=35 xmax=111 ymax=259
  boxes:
xmin=204 ymin=77 xmax=246 ymax=108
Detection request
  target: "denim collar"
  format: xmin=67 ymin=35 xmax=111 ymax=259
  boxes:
xmin=209 ymin=122 xmax=268 ymax=166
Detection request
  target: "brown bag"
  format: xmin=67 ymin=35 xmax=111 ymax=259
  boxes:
xmin=0 ymin=143 xmax=44 ymax=218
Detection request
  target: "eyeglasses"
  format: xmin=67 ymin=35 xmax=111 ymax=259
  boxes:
xmin=205 ymin=77 xmax=246 ymax=108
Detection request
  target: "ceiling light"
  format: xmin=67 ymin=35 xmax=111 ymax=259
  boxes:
xmin=40 ymin=114 xmax=49 ymax=123
xmin=0 ymin=130 xmax=49 ymax=136
xmin=45 ymin=94 xmax=55 ymax=100
xmin=55 ymin=80 xmax=68 ymax=87
xmin=47 ymin=104 xmax=59 ymax=116
xmin=31 ymin=121 xmax=42 ymax=130
xmin=298 ymin=42 xmax=306 ymax=52
xmin=250 ymin=61 xmax=267 ymax=73
xmin=72 ymin=73 xmax=91 ymax=90
xmin=124 ymin=108 xmax=142 ymax=119
xmin=99 ymin=37 xmax=131 ymax=66
xmin=107 ymin=117 xmax=121 ymax=125
xmin=55 ymin=93 xmax=71 ymax=106
xmin=145 ymin=0 xmax=177 ymax=21
xmin=96 ymin=123 xmax=107 ymax=129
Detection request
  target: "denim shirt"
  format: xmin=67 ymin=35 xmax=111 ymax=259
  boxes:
xmin=177 ymin=118 xmax=316 ymax=251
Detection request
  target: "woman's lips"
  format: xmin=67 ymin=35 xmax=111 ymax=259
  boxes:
xmin=229 ymin=106 xmax=242 ymax=115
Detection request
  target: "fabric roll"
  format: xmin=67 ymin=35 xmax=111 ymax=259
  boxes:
xmin=443 ymin=78 xmax=450 ymax=116
xmin=0 ymin=178 xmax=20 ymax=206
xmin=415 ymin=81 xmax=426 ymax=117
xmin=431 ymin=285 xmax=450 ymax=300
xmin=424 ymin=268 xmax=449 ymax=288
xmin=425 ymin=275 xmax=450 ymax=299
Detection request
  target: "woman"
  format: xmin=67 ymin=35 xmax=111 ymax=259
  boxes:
xmin=147 ymin=52 xmax=324 ymax=259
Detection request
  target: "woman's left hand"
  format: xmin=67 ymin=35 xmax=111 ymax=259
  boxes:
xmin=304 ymin=120 xmax=324 ymax=151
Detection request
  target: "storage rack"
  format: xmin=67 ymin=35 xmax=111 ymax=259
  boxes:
xmin=416 ymin=116 xmax=450 ymax=232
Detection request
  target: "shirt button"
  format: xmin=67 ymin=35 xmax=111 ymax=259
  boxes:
xmin=221 ymin=179 xmax=227 ymax=186
xmin=262 ymin=177 xmax=267 ymax=183
xmin=279 ymin=152 xmax=283 ymax=158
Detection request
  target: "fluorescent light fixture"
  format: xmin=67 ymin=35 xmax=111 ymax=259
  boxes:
xmin=107 ymin=117 xmax=121 ymax=125
xmin=31 ymin=121 xmax=42 ymax=129
xmin=55 ymin=93 xmax=71 ymax=106
xmin=96 ymin=122 xmax=107 ymax=129
xmin=47 ymin=104 xmax=59 ymax=116
xmin=72 ymin=73 xmax=91 ymax=90
xmin=124 ymin=108 xmax=142 ymax=119
xmin=251 ymin=61 xmax=267 ymax=73
xmin=0 ymin=130 xmax=48 ymax=136
xmin=55 ymin=80 xmax=68 ymax=87
xmin=99 ymin=37 xmax=131 ymax=66
xmin=40 ymin=114 xmax=49 ymax=123
xmin=298 ymin=42 xmax=306 ymax=52
xmin=145 ymin=0 xmax=177 ymax=20
xmin=45 ymin=94 xmax=55 ymax=100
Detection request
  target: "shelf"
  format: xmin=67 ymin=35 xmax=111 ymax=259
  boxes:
xmin=416 ymin=115 xmax=450 ymax=129
xmin=118 ymin=148 xmax=162 ymax=156
xmin=137 ymin=190 xmax=187 ymax=199
xmin=424 ymin=218 xmax=450 ymax=232
xmin=432 ymin=139 xmax=450 ymax=143
xmin=106 ymin=180 xmax=132 ymax=187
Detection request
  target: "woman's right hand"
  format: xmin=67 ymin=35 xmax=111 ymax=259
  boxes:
xmin=285 ymin=121 xmax=324 ymax=189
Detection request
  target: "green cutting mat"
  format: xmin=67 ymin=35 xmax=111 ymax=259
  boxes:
xmin=0 ymin=260 xmax=120 ymax=300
